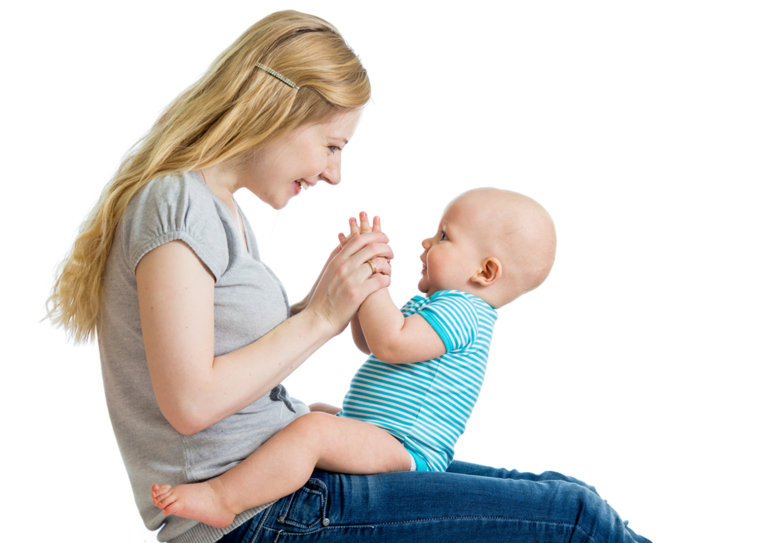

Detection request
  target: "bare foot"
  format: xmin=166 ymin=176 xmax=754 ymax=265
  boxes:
xmin=151 ymin=481 xmax=236 ymax=529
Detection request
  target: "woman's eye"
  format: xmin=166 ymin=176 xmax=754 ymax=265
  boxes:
xmin=328 ymin=145 xmax=341 ymax=153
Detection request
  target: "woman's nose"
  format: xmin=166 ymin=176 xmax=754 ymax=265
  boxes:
xmin=321 ymin=154 xmax=342 ymax=185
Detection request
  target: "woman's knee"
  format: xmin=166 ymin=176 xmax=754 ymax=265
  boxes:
xmin=558 ymin=481 xmax=633 ymax=541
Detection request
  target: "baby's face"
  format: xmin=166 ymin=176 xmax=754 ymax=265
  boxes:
xmin=418 ymin=188 xmax=555 ymax=305
xmin=418 ymin=193 xmax=490 ymax=297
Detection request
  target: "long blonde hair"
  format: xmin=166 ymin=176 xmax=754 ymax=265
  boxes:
xmin=48 ymin=10 xmax=371 ymax=343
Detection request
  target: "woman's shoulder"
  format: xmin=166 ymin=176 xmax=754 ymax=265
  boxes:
xmin=133 ymin=170 xmax=212 ymax=211
xmin=120 ymin=171 xmax=229 ymax=276
xmin=125 ymin=171 xmax=223 ymax=230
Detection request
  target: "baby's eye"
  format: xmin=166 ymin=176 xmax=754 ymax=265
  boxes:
xmin=439 ymin=231 xmax=448 ymax=241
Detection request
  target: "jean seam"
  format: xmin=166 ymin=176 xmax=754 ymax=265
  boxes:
xmin=242 ymin=504 xmax=273 ymax=543
xmin=265 ymin=516 xmax=595 ymax=541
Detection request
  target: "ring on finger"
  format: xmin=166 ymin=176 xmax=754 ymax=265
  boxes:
xmin=367 ymin=259 xmax=377 ymax=275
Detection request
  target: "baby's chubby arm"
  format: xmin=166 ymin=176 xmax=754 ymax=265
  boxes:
xmin=359 ymin=290 xmax=446 ymax=364
xmin=345 ymin=213 xmax=445 ymax=364
xmin=350 ymin=311 xmax=371 ymax=355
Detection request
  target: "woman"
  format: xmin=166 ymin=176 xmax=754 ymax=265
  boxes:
xmin=49 ymin=10 xmax=650 ymax=543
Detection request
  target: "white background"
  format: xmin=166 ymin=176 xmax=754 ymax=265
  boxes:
xmin=2 ymin=1 xmax=758 ymax=541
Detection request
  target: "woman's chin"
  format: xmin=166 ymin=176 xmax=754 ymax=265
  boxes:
xmin=268 ymin=192 xmax=292 ymax=210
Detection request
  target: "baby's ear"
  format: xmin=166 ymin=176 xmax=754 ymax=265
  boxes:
xmin=470 ymin=257 xmax=502 ymax=286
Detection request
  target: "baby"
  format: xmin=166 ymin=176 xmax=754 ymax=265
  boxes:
xmin=152 ymin=187 xmax=557 ymax=528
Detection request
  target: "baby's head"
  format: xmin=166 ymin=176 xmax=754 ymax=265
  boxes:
xmin=418 ymin=188 xmax=556 ymax=308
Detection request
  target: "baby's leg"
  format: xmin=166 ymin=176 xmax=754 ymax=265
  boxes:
xmin=152 ymin=412 xmax=410 ymax=528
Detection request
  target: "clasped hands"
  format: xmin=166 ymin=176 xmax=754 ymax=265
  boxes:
xmin=338 ymin=212 xmax=392 ymax=279
xmin=296 ymin=211 xmax=393 ymax=333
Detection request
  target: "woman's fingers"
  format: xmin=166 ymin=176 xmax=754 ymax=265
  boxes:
xmin=328 ymin=231 xmax=393 ymax=288
xmin=365 ymin=256 xmax=391 ymax=277
xmin=352 ymin=266 xmax=391 ymax=301
xmin=339 ymin=230 xmax=392 ymax=260
xmin=354 ymin=244 xmax=394 ymax=273
xmin=360 ymin=214 xmax=389 ymax=277
xmin=341 ymin=215 xmax=392 ymax=278
xmin=363 ymin=269 xmax=391 ymax=294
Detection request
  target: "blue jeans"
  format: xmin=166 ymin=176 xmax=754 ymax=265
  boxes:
xmin=218 ymin=461 xmax=651 ymax=542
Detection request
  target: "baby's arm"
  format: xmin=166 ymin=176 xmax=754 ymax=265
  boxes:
xmin=358 ymin=289 xmax=445 ymax=364
xmin=350 ymin=312 xmax=371 ymax=355
xmin=351 ymin=213 xmax=445 ymax=364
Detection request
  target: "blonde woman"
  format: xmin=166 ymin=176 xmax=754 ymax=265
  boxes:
xmin=49 ymin=10 xmax=650 ymax=543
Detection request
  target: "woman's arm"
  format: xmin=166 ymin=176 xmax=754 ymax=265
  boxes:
xmin=309 ymin=402 xmax=341 ymax=414
xmin=137 ymin=230 xmax=392 ymax=436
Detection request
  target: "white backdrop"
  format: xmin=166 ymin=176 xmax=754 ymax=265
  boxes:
xmin=2 ymin=1 xmax=758 ymax=542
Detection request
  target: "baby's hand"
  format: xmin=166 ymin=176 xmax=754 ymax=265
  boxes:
xmin=338 ymin=212 xmax=383 ymax=245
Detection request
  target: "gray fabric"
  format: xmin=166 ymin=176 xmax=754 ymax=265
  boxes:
xmin=98 ymin=171 xmax=308 ymax=543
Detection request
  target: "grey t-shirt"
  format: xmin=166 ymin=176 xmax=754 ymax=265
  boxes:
xmin=98 ymin=171 xmax=308 ymax=543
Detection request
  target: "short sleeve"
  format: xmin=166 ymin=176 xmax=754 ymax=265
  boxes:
xmin=123 ymin=173 xmax=229 ymax=280
xmin=417 ymin=290 xmax=479 ymax=353
xmin=400 ymin=295 xmax=428 ymax=318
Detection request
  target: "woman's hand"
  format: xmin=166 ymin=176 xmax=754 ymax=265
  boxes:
xmin=304 ymin=212 xmax=393 ymax=335
xmin=339 ymin=212 xmax=391 ymax=276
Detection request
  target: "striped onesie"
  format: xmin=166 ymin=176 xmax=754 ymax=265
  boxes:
xmin=339 ymin=289 xmax=498 ymax=472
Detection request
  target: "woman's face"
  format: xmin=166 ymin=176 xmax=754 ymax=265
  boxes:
xmin=242 ymin=109 xmax=362 ymax=209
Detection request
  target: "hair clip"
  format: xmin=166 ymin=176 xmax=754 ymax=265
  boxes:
xmin=255 ymin=62 xmax=299 ymax=89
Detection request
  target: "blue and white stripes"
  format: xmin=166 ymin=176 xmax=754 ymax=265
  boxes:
xmin=341 ymin=290 xmax=497 ymax=471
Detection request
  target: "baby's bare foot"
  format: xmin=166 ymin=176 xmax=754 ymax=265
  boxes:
xmin=151 ymin=481 xmax=236 ymax=529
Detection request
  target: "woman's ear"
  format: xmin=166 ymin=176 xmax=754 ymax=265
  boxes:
xmin=470 ymin=257 xmax=502 ymax=286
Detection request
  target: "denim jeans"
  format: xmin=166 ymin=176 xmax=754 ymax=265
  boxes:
xmin=218 ymin=460 xmax=651 ymax=543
